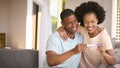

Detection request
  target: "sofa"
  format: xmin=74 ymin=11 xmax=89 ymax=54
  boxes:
xmin=108 ymin=41 xmax=120 ymax=68
xmin=0 ymin=40 xmax=119 ymax=68
xmin=0 ymin=49 xmax=38 ymax=68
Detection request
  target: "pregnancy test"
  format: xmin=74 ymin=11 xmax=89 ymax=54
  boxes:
xmin=95 ymin=43 xmax=99 ymax=47
xmin=87 ymin=43 xmax=99 ymax=47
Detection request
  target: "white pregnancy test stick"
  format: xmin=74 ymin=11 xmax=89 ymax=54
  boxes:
xmin=87 ymin=44 xmax=95 ymax=46
xmin=87 ymin=43 xmax=99 ymax=47
xmin=95 ymin=43 xmax=99 ymax=47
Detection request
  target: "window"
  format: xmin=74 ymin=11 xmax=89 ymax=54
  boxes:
xmin=50 ymin=0 xmax=58 ymax=32
xmin=116 ymin=0 xmax=120 ymax=41
xmin=50 ymin=0 xmax=66 ymax=32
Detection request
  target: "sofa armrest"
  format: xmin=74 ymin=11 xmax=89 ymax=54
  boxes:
xmin=115 ymin=41 xmax=120 ymax=48
xmin=0 ymin=49 xmax=38 ymax=68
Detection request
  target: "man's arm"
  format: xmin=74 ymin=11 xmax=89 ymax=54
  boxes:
xmin=46 ymin=49 xmax=74 ymax=67
xmin=46 ymin=44 xmax=86 ymax=67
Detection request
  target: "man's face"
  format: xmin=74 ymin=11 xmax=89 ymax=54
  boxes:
xmin=62 ymin=14 xmax=78 ymax=34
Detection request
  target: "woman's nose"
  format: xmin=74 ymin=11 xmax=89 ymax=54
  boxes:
xmin=88 ymin=22 xmax=92 ymax=27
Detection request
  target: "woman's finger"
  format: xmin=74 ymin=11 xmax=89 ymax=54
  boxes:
xmin=59 ymin=32 xmax=65 ymax=41
xmin=59 ymin=30 xmax=68 ymax=41
xmin=64 ymin=33 xmax=68 ymax=41
xmin=62 ymin=35 xmax=66 ymax=41
xmin=97 ymin=46 xmax=105 ymax=53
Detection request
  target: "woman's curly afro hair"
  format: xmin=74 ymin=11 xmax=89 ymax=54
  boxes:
xmin=75 ymin=1 xmax=106 ymax=26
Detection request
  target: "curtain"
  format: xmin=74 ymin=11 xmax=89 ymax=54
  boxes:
xmin=34 ymin=0 xmax=52 ymax=68
xmin=39 ymin=6 xmax=52 ymax=68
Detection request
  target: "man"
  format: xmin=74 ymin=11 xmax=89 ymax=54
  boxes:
xmin=45 ymin=9 xmax=86 ymax=68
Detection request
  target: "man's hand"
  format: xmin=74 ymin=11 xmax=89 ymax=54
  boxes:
xmin=46 ymin=44 xmax=86 ymax=66
xmin=72 ymin=44 xmax=87 ymax=54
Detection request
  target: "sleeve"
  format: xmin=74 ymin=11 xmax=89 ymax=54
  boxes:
xmin=46 ymin=34 xmax=61 ymax=54
xmin=101 ymin=29 xmax=113 ymax=50
xmin=78 ymin=34 xmax=84 ymax=43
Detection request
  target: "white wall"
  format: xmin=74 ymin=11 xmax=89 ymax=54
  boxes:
xmin=7 ymin=0 xmax=27 ymax=49
xmin=0 ymin=0 xmax=8 ymax=33
xmin=65 ymin=0 xmax=112 ymax=36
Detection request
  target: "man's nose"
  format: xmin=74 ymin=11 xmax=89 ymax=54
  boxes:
xmin=72 ymin=23 xmax=76 ymax=27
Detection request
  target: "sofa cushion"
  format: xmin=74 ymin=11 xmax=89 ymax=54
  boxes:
xmin=0 ymin=49 xmax=38 ymax=68
xmin=115 ymin=41 xmax=120 ymax=48
xmin=111 ymin=37 xmax=116 ymax=48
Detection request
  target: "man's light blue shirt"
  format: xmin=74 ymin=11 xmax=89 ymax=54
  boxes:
xmin=46 ymin=32 xmax=83 ymax=68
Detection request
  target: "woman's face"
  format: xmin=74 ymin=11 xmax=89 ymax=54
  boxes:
xmin=83 ymin=13 xmax=98 ymax=34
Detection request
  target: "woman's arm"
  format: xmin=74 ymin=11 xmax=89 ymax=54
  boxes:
xmin=103 ymin=49 xmax=115 ymax=65
xmin=58 ymin=26 xmax=68 ymax=41
xmin=97 ymin=44 xmax=116 ymax=65
xmin=97 ymin=29 xmax=116 ymax=65
xmin=102 ymin=49 xmax=116 ymax=65
xmin=58 ymin=25 xmax=85 ymax=41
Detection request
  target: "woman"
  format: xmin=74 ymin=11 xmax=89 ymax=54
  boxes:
xmin=58 ymin=1 xmax=115 ymax=68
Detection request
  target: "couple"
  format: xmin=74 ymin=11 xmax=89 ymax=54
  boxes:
xmin=45 ymin=1 xmax=115 ymax=68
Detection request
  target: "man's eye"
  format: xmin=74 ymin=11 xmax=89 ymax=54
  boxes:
xmin=74 ymin=20 xmax=78 ymax=23
xmin=67 ymin=22 xmax=71 ymax=24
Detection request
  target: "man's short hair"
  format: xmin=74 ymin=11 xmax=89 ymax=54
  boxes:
xmin=60 ymin=9 xmax=75 ymax=21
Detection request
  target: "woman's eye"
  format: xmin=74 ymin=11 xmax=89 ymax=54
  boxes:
xmin=92 ymin=21 xmax=96 ymax=23
xmin=84 ymin=21 xmax=88 ymax=24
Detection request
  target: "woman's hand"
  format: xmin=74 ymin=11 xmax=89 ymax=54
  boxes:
xmin=97 ymin=44 xmax=116 ymax=65
xmin=97 ymin=44 xmax=106 ymax=56
xmin=58 ymin=27 xmax=68 ymax=41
